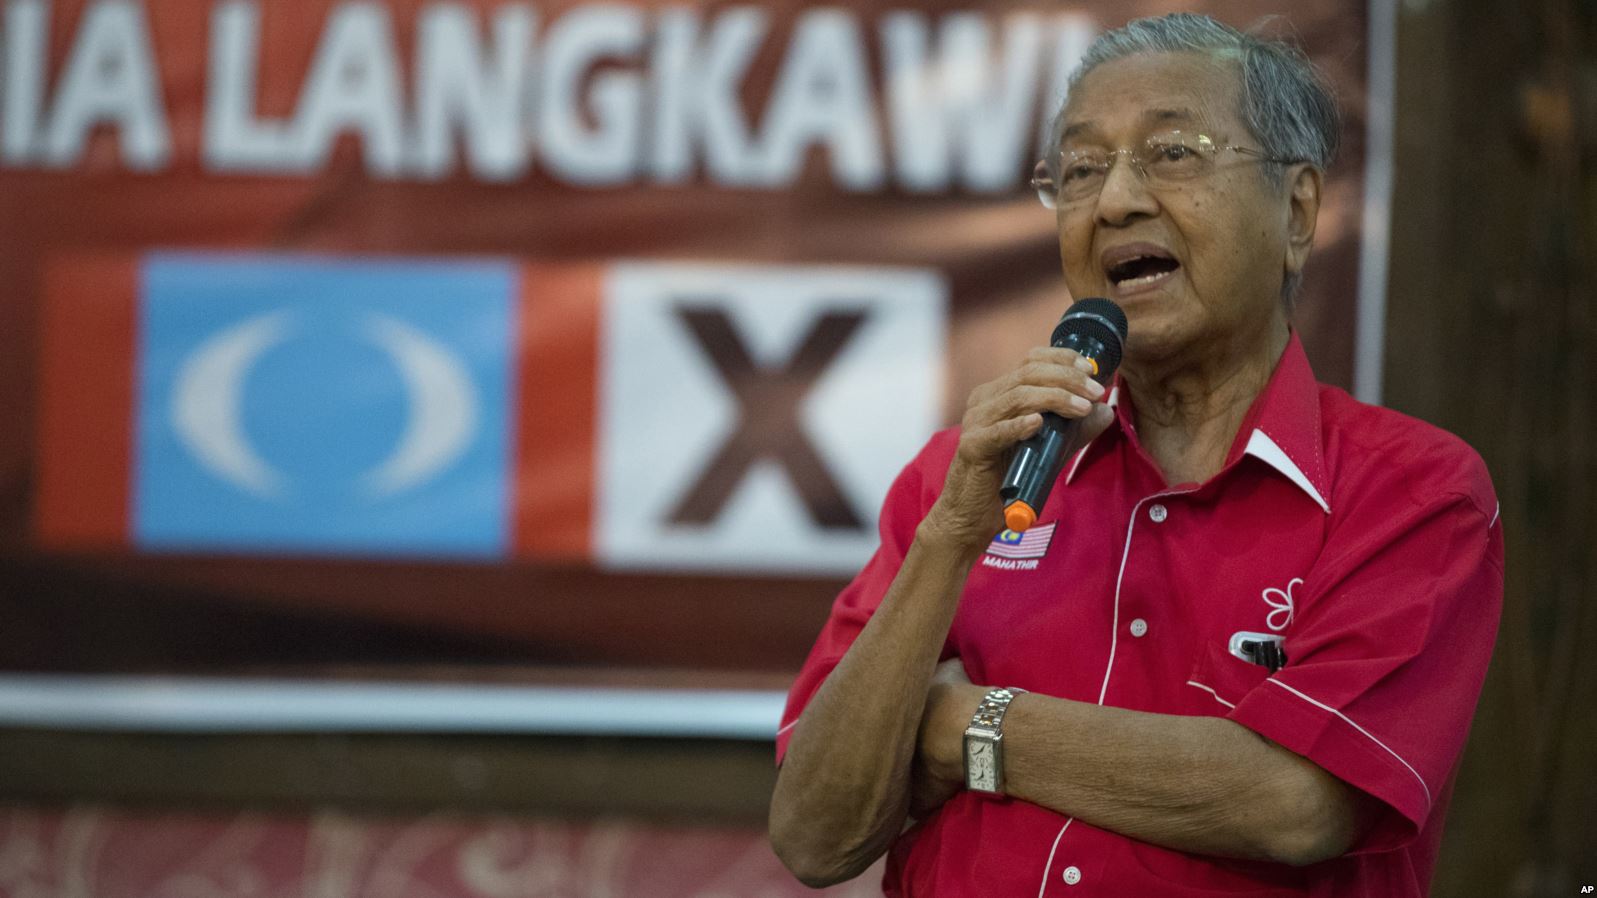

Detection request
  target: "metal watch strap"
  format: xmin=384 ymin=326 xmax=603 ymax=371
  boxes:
xmin=969 ymin=687 xmax=1026 ymax=730
xmin=963 ymin=687 xmax=1027 ymax=795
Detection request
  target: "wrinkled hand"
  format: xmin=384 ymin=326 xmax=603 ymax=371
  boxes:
xmin=923 ymin=346 xmax=1114 ymax=553
xmin=909 ymin=658 xmax=986 ymax=818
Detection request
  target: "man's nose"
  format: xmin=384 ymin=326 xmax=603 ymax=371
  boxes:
xmin=1094 ymin=155 xmax=1159 ymax=225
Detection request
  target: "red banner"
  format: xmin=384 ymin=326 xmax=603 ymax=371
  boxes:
xmin=0 ymin=0 xmax=1376 ymax=682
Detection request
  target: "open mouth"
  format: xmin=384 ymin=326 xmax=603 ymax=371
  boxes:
xmin=1107 ymin=254 xmax=1181 ymax=289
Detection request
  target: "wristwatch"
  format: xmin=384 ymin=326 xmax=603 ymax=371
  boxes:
xmin=963 ymin=687 xmax=1026 ymax=795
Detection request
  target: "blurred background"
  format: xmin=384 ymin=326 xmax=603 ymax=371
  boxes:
xmin=0 ymin=0 xmax=1590 ymax=895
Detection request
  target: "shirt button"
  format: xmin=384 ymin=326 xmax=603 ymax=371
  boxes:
xmin=1130 ymin=618 xmax=1148 ymax=638
xmin=1149 ymin=504 xmax=1168 ymax=523
xmin=1062 ymin=865 xmax=1082 ymax=885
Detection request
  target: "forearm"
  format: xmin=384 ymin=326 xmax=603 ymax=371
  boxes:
xmin=1013 ymin=697 xmax=1346 ymax=861
xmin=768 ymin=525 xmax=981 ymax=885
xmin=925 ymin=688 xmax=1366 ymax=865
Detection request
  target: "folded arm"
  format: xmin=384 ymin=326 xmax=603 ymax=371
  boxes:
xmin=766 ymin=526 xmax=983 ymax=887
xmin=918 ymin=668 xmax=1381 ymax=866
xmin=768 ymin=347 xmax=1112 ymax=887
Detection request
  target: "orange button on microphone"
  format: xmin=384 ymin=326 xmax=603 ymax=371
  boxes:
xmin=1004 ymin=501 xmax=1038 ymax=533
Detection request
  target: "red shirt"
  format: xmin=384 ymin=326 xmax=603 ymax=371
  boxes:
xmin=777 ymin=333 xmax=1503 ymax=897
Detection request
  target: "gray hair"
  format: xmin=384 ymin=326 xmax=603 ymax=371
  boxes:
xmin=1054 ymin=14 xmax=1342 ymax=307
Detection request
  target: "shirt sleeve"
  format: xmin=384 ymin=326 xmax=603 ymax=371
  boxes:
xmin=1225 ymin=471 xmax=1503 ymax=852
xmin=774 ymin=430 xmax=958 ymax=765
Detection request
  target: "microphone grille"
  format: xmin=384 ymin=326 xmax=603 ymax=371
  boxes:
xmin=1051 ymin=297 xmax=1128 ymax=375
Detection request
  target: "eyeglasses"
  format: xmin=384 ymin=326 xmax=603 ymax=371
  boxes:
xmin=1030 ymin=131 xmax=1301 ymax=209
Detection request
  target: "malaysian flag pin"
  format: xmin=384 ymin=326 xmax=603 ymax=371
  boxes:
xmin=985 ymin=523 xmax=1056 ymax=560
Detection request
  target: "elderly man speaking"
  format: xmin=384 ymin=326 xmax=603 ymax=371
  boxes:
xmin=768 ymin=13 xmax=1502 ymax=898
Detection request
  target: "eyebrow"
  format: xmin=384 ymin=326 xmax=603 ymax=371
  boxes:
xmin=1060 ymin=107 xmax=1205 ymax=143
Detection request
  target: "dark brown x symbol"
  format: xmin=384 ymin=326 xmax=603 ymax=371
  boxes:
xmin=667 ymin=304 xmax=869 ymax=530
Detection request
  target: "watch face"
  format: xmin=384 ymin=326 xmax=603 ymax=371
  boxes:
xmin=966 ymin=738 xmax=996 ymax=790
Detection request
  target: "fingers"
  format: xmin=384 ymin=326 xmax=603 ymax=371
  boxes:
xmin=1011 ymin=349 xmax=1104 ymax=395
xmin=1065 ymin=403 xmax=1116 ymax=456
xmin=956 ymin=412 xmax=1043 ymax=463
xmin=932 ymin=346 xmax=1113 ymax=548
xmin=1000 ymin=384 xmax=1098 ymax=421
xmin=1024 ymin=343 xmax=1096 ymax=367
xmin=965 ymin=374 xmax=1104 ymax=432
xmin=970 ymin=347 xmax=1093 ymax=403
xmin=931 ymin=657 xmax=972 ymax=686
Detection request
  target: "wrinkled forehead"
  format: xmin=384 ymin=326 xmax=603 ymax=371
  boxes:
xmin=1056 ymin=51 xmax=1247 ymax=148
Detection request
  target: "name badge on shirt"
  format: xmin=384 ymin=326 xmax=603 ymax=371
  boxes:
xmin=980 ymin=523 xmax=1056 ymax=570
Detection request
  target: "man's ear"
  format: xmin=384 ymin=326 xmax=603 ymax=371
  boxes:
xmin=1284 ymin=164 xmax=1323 ymax=280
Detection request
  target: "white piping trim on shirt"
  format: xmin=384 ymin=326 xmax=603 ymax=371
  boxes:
xmin=1099 ymin=489 xmax=1197 ymax=705
xmin=1488 ymin=502 xmax=1501 ymax=529
xmin=1098 ymin=505 xmax=1139 ymax=705
xmin=775 ymin=718 xmax=799 ymax=737
xmin=1184 ymin=680 xmax=1237 ymax=709
xmin=1242 ymin=429 xmax=1331 ymax=513
xmin=1039 ymin=476 xmax=1192 ymax=896
xmin=1036 ymin=818 xmax=1074 ymax=898
xmin=1266 ymin=679 xmax=1433 ymax=811
xmin=1063 ymin=446 xmax=1090 ymax=484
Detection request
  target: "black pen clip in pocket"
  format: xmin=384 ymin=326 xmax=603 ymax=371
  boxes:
xmin=1228 ymin=631 xmax=1288 ymax=673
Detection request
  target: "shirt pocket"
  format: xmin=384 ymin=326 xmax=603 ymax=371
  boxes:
xmin=1185 ymin=637 xmax=1277 ymax=714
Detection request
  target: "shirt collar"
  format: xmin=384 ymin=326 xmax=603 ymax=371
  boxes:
xmin=1063 ymin=331 xmax=1331 ymax=514
xmin=1237 ymin=330 xmax=1330 ymax=512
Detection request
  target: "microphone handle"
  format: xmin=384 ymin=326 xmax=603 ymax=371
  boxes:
xmin=998 ymin=340 xmax=1115 ymax=531
xmin=995 ymin=310 xmax=1123 ymax=532
xmin=999 ymin=412 xmax=1081 ymax=522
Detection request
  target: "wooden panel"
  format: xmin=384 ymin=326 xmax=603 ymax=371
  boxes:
xmin=1386 ymin=0 xmax=1597 ymax=893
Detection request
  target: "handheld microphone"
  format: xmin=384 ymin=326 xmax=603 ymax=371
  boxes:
xmin=999 ymin=298 xmax=1128 ymax=532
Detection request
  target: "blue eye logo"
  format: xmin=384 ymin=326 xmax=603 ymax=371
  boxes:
xmin=133 ymin=253 xmax=517 ymax=560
